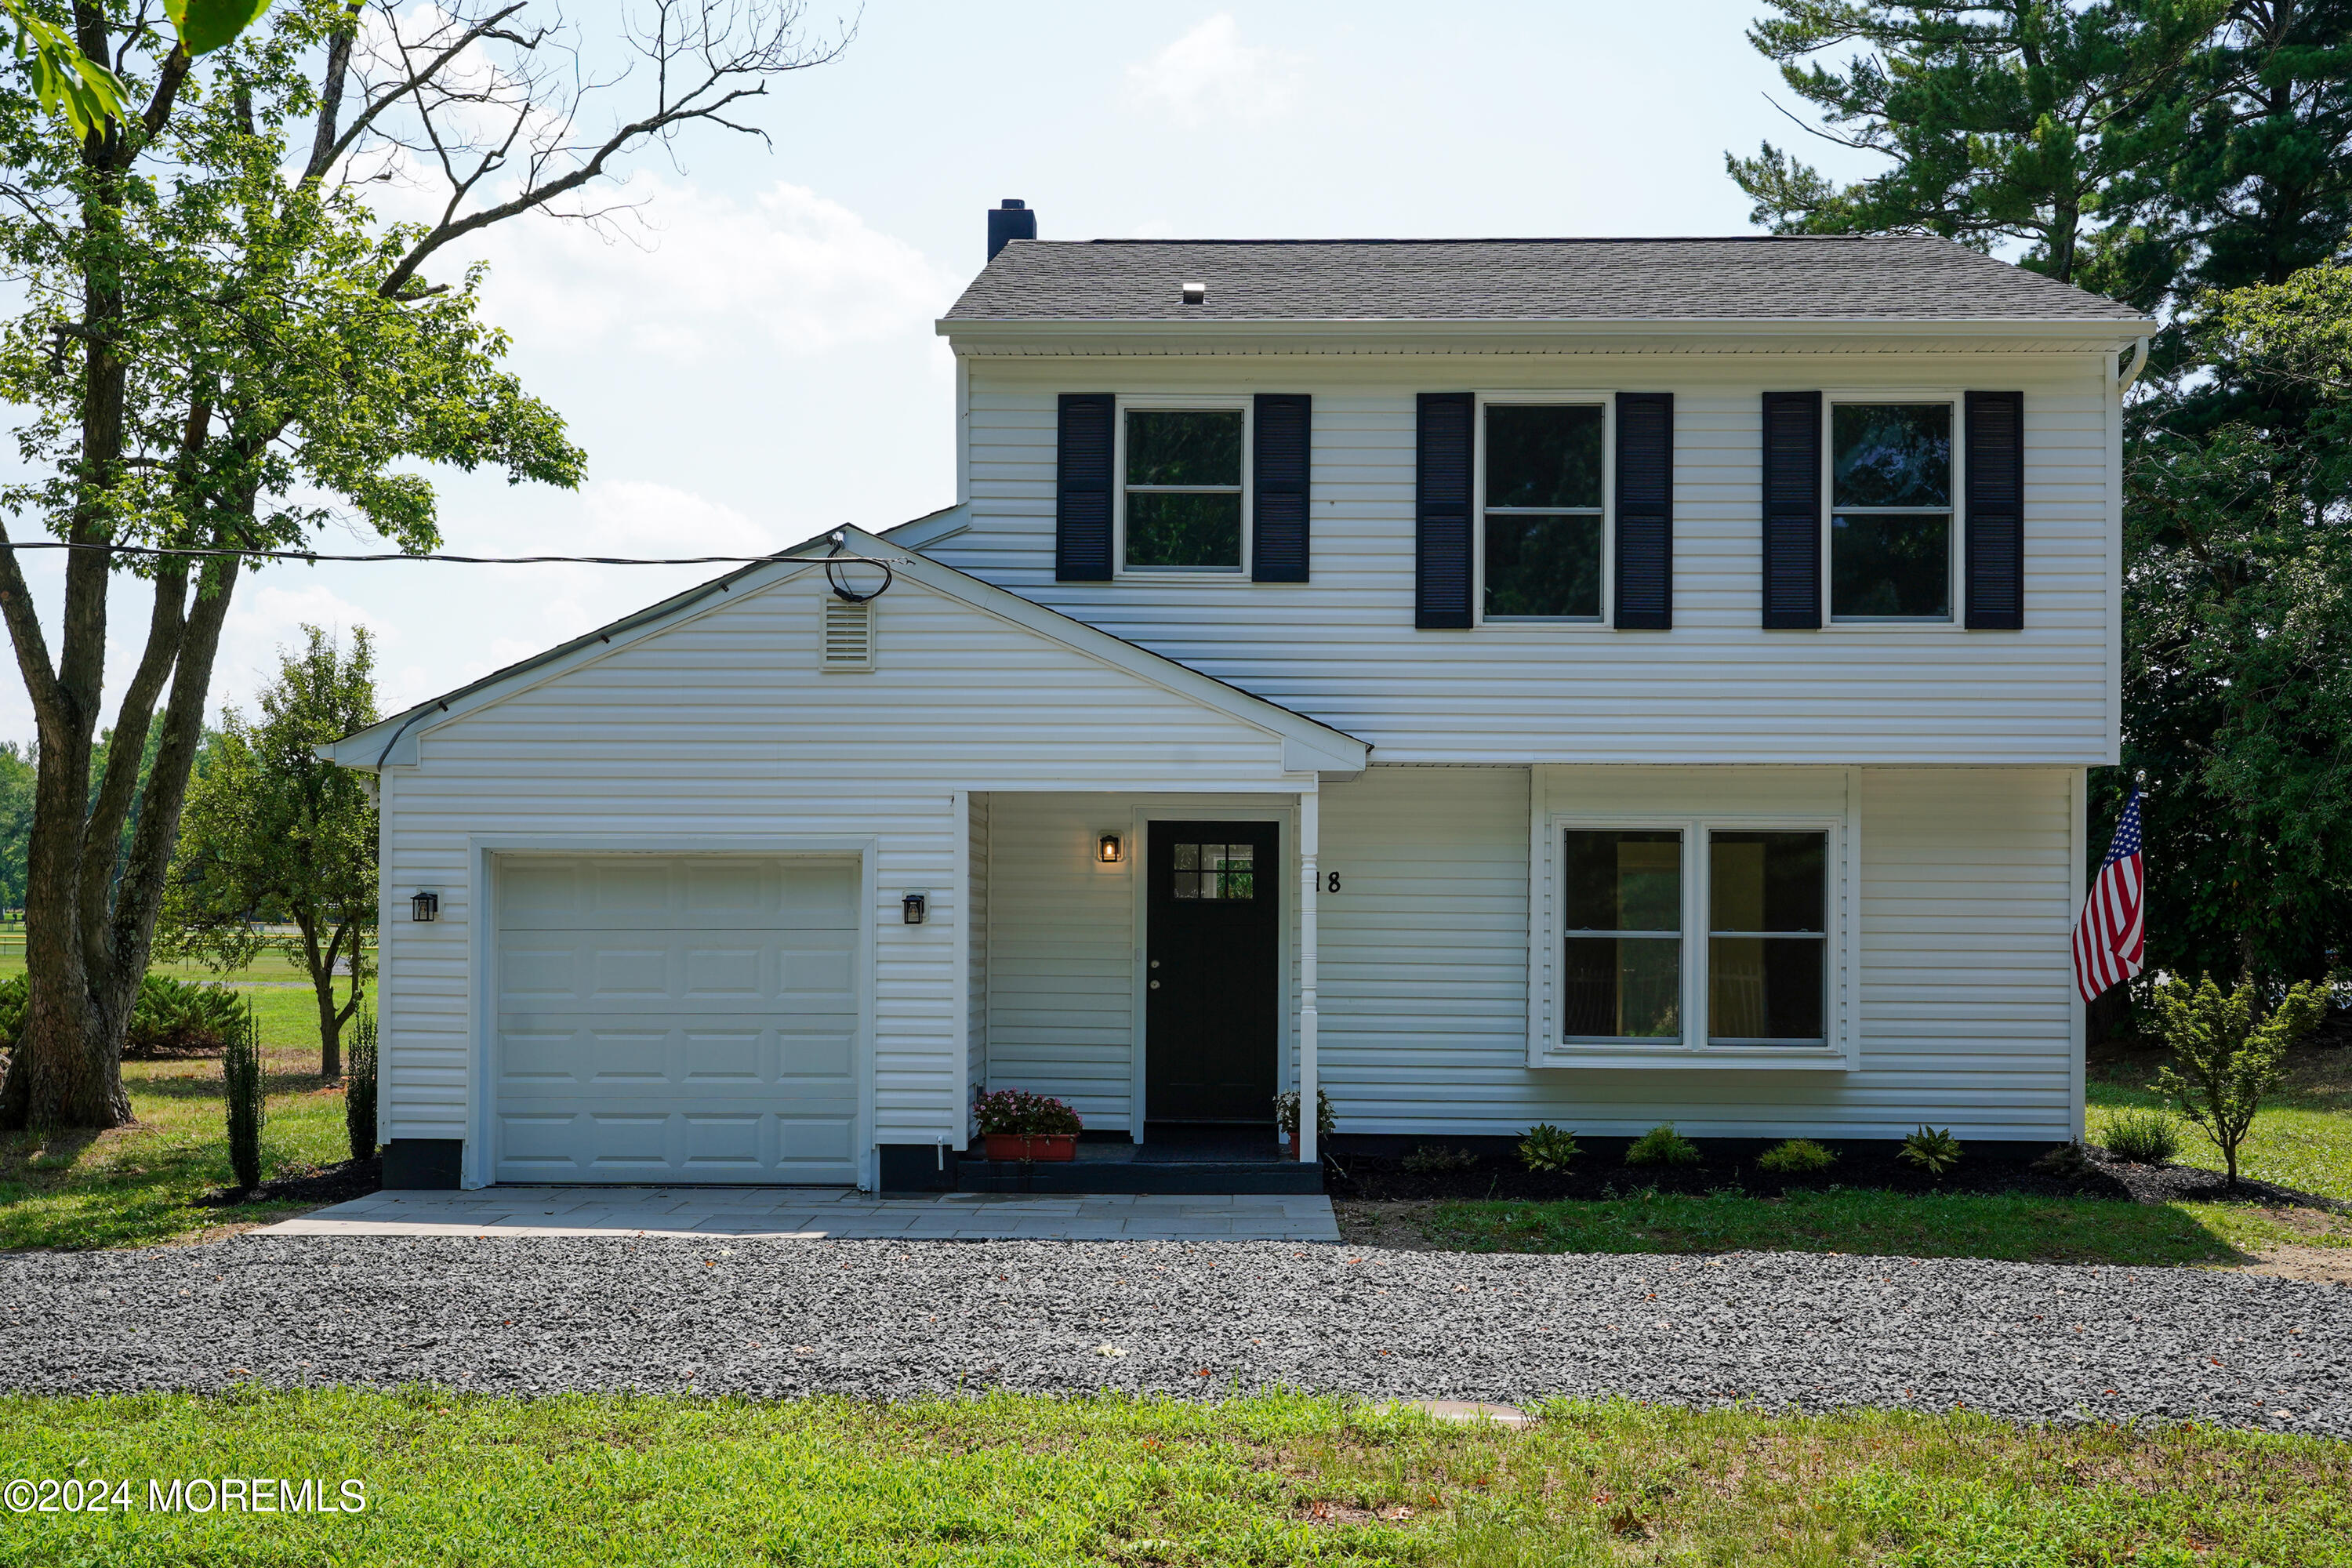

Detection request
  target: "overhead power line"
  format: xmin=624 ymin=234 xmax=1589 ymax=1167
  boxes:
xmin=0 ymin=539 xmax=853 ymax=566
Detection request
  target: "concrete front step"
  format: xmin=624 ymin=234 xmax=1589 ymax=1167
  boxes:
xmin=940 ymin=1159 xmax=1323 ymax=1196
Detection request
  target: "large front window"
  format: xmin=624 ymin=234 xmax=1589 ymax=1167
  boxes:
xmin=1485 ymin=404 xmax=1604 ymax=619
xmin=1831 ymin=402 xmax=1951 ymax=619
xmin=1561 ymin=829 xmax=1682 ymax=1042
xmin=1123 ymin=408 xmax=1243 ymax=570
xmin=1548 ymin=817 xmax=1838 ymax=1057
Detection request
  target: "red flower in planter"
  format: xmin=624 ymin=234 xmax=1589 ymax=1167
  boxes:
xmin=974 ymin=1088 xmax=1082 ymax=1162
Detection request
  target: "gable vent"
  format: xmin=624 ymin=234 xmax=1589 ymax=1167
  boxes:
xmin=821 ymin=597 xmax=873 ymax=672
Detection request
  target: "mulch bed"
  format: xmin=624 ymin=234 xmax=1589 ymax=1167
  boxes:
xmin=200 ymin=1154 xmax=381 ymax=1209
xmin=1323 ymin=1140 xmax=2344 ymax=1212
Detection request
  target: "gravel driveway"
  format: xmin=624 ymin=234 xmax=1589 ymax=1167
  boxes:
xmin=5 ymin=1236 xmax=2345 ymax=1434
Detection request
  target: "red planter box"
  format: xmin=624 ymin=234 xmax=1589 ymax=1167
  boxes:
xmin=982 ymin=1133 xmax=1076 ymax=1163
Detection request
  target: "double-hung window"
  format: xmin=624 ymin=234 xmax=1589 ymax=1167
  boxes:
xmin=1541 ymin=808 xmax=1843 ymax=1063
xmin=1121 ymin=405 xmax=1245 ymax=572
xmin=1560 ymin=829 xmax=1682 ymax=1043
xmin=1830 ymin=402 xmax=1954 ymax=619
xmin=1483 ymin=403 xmax=1605 ymax=620
xmin=1707 ymin=832 xmax=1828 ymax=1046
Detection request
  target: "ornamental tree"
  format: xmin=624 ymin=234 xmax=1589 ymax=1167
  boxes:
xmin=2150 ymin=974 xmax=2326 ymax=1185
xmin=157 ymin=625 xmax=378 ymax=1079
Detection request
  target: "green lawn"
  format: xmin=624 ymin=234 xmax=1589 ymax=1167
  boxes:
xmin=1400 ymin=1044 xmax=2352 ymax=1268
xmin=0 ymin=952 xmax=362 ymax=1250
xmin=1417 ymin=1185 xmax=2346 ymax=1267
xmin=2 ymin=1390 xmax=2344 ymax=1566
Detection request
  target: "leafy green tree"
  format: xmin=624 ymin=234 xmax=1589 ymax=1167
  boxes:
xmin=0 ymin=743 xmax=32 ymax=916
xmin=159 ymin=626 xmax=376 ymax=1077
xmin=1727 ymin=1 xmax=2225 ymax=285
xmin=0 ymin=1 xmax=844 ymax=1131
xmin=4 ymin=0 xmax=271 ymax=139
xmin=2149 ymin=972 xmax=2326 ymax=1184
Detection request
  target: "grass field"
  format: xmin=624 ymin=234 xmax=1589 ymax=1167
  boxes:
xmin=0 ymin=949 xmax=363 ymax=1250
xmin=2 ymin=1390 xmax=2346 ymax=1566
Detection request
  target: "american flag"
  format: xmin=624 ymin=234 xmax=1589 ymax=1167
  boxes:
xmin=2073 ymin=786 xmax=2146 ymax=1004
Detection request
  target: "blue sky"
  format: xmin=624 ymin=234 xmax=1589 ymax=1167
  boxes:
xmin=7 ymin=0 xmax=1886 ymax=735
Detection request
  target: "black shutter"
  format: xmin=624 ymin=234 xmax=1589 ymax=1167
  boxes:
xmin=1760 ymin=391 xmax=1823 ymax=630
xmin=1614 ymin=392 xmax=1673 ymax=629
xmin=1964 ymin=390 xmax=2024 ymax=630
xmin=1055 ymin=393 xmax=1114 ymax=582
xmin=1252 ymin=394 xmax=1311 ymax=582
xmin=1415 ymin=392 xmax=1474 ymax=628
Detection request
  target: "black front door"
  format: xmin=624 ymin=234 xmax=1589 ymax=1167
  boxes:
xmin=1146 ymin=820 xmax=1281 ymax=1123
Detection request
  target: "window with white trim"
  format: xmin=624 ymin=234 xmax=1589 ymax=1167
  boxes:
xmin=1539 ymin=811 xmax=1845 ymax=1062
xmin=1483 ymin=401 xmax=1606 ymax=620
xmin=1121 ymin=405 xmax=1245 ymax=572
xmin=1830 ymin=401 xmax=1954 ymax=620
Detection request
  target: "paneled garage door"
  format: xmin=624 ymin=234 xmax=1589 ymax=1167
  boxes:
xmin=492 ymin=855 xmax=862 ymax=1185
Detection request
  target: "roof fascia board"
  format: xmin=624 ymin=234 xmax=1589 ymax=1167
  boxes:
xmin=938 ymin=318 xmax=2152 ymax=352
xmin=324 ymin=554 xmax=831 ymax=768
xmin=326 ymin=524 xmax=1369 ymax=775
xmin=880 ymin=502 xmax=970 ymax=550
xmin=834 ymin=527 xmax=1367 ymax=767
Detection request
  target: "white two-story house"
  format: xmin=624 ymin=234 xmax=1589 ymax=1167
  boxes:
xmin=329 ymin=202 xmax=2153 ymax=1192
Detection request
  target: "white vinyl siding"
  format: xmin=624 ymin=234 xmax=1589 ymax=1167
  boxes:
xmin=372 ymin=564 xmax=1318 ymax=1174
xmin=1307 ymin=764 xmax=2077 ymax=1141
xmin=939 ymin=351 xmax=2118 ymax=766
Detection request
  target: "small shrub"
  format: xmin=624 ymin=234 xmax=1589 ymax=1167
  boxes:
xmin=1898 ymin=1125 xmax=1963 ymax=1177
xmin=1272 ymin=1087 xmax=1336 ymax=1140
xmin=1624 ymin=1124 xmax=1700 ymax=1168
xmin=126 ymin=975 xmax=245 ymax=1058
xmin=2150 ymin=973 xmax=2327 ymax=1187
xmin=222 ymin=1000 xmax=267 ymax=1192
xmin=971 ymin=1087 xmax=1082 ymax=1138
xmin=1401 ymin=1144 xmax=1477 ymax=1174
xmin=0 ymin=972 xmax=241 ymax=1058
xmin=2101 ymin=1108 xmax=2182 ymax=1165
xmin=1757 ymin=1138 xmax=1838 ymax=1175
xmin=346 ymin=1010 xmax=379 ymax=1163
xmin=1518 ymin=1123 xmax=1581 ymax=1172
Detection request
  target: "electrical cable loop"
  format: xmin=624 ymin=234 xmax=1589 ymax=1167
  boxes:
xmin=824 ymin=530 xmax=893 ymax=604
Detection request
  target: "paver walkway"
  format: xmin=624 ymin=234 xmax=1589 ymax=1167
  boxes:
xmin=254 ymin=1188 xmax=1341 ymax=1242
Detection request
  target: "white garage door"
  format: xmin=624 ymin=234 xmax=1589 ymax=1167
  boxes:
xmin=492 ymin=855 xmax=862 ymax=1185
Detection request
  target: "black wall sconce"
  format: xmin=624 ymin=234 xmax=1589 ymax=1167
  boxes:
xmin=1097 ymin=832 xmax=1123 ymax=865
xmin=902 ymin=891 xmax=927 ymax=925
xmin=410 ymin=890 xmax=440 ymax=922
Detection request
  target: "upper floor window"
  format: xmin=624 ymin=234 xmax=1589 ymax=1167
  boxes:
xmin=1123 ymin=407 xmax=1244 ymax=571
xmin=1831 ymin=402 xmax=1952 ymax=620
xmin=1483 ymin=403 xmax=1604 ymax=620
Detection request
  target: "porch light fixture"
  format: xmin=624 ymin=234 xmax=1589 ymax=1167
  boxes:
xmin=410 ymin=890 xmax=440 ymax=922
xmin=1097 ymin=832 xmax=1123 ymax=865
xmin=902 ymin=891 xmax=927 ymax=925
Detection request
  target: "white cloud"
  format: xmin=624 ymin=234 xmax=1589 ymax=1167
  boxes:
xmin=437 ymin=176 xmax=960 ymax=364
xmin=1125 ymin=14 xmax=1301 ymax=126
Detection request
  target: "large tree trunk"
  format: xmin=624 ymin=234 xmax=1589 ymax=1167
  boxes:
xmin=0 ymin=558 xmax=238 ymax=1131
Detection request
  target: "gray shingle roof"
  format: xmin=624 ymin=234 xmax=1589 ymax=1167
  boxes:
xmin=942 ymin=235 xmax=2147 ymax=325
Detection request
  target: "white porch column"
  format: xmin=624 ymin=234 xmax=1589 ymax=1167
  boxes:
xmin=1298 ymin=787 xmax=1319 ymax=1164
